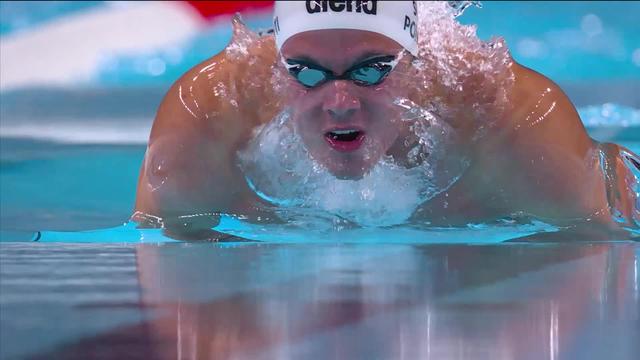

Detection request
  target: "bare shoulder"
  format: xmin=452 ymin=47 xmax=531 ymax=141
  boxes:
xmin=473 ymin=61 xmax=612 ymax=224
xmin=150 ymin=23 xmax=279 ymax=141
xmin=134 ymin=21 xmax=280 ymax=227
xmin=508 ymin=62 xmax=590 ymax=139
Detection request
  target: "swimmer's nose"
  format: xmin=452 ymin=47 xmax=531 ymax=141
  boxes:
xmin=323 ymin=81 xmax=360 ymax=119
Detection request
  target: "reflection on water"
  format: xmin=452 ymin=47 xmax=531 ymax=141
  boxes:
xmin=3 ymin=242 xmax=636 ymax=359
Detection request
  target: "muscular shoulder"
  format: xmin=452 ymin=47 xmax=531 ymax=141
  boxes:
xmin=478 ymin=61 xmax=610 ymax=222
xmin=508 ymin=62 xmax=589 ymax=141
xmin=135 ymin=21 xmax=280 ymax=219
xmin=149 ymin=21 xmax=280 ymax=143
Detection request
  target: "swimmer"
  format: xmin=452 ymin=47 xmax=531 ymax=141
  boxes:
xmin=133 ymin=1 xmax=638 ymax=240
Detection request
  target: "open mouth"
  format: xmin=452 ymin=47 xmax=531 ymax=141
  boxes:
xmin=324 ymin=129 xmax=365 ymax=152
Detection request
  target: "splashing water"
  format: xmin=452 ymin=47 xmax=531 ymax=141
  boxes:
xmin=447 ymin=1 xmax=483 ymax=18
xmin=237 ymin=102 xmax=468 ymax=228
xmin=411 ymin=1 xmax=514 ymax=140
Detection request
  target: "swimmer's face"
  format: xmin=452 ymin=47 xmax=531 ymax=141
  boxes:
xmin=281 ymin=29 xmax=411 ymax=179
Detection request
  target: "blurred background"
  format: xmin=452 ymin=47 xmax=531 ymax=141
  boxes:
xmin=0 ymin=1 xmax=639 ymax=236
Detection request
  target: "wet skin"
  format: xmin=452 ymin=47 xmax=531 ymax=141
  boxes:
xmin=133 ymin=20 xmax=637 ymax=240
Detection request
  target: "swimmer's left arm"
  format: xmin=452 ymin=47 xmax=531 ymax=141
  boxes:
xmin=482 ymin=63 xmax=630 ymax=230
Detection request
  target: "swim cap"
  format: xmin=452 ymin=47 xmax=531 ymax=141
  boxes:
xmin=273 ymin=1 xmax=418 ymax=56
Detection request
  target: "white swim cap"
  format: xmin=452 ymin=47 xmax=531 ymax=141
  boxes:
xmin=273 ymin=1 xmax=418 ymax=56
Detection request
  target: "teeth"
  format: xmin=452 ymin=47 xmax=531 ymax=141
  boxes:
xmin=331 ymin=129 xmax=358 ymax=135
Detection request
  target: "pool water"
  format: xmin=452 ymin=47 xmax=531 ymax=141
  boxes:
xmin=1 ymin=1 xmax=639 ymax=359
xmin=1 ymin=241 xmax=638 ymax=359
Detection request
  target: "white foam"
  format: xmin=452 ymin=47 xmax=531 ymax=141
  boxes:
xmin=412 ymin=1 xmax=514 ymax=136
xmin=238 ymin=105 xmax=467 ymax=228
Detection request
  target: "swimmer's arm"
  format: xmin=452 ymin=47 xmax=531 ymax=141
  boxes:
xmin=482 ymin=63 xmax=618 ymax=228
xmin=133 ymin=26 xmax=278 ymax=240
xmin=133 ymin=58 xmax=253 ymax=240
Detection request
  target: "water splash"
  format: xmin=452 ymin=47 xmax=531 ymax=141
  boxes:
xmin=224 ymin=15 xmax=261 ymax=59
xmin=620 ymin=150 xmax=640 ymax=231
xmin=411 ymin=1 xmax=514 ymax=141
xmin=598 ymin=143 xmax=640 ymax=234
xmin=447 ymin=1 xmax=483 ymax=18
xmin=237 ymin=103 xmax=468 ymax=228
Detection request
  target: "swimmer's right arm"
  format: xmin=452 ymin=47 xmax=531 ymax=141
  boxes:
xmin=132 ymin=61 xmax=245 ymax=239
xmin=133 ymin=22 xmax=278 ymax=240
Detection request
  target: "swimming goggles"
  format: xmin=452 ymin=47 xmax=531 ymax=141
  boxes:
xmin=283 ymin=55 xmax=399 ymax=88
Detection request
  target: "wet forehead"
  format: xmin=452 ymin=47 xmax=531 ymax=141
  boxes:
xmin=281 ymin=29 xmax=403 ymax=73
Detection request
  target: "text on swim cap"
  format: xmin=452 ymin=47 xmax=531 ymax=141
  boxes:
xmin=403 ymin=1 xmax=417 ymax=40
xmin=403 ymin=16 xmax=417 ymax=39
xmin=306 ymin=1 xmax=378 ymax=15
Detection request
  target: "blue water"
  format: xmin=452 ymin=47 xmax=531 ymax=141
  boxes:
xmin=0 ymin=1 xmax=103 ymax=35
